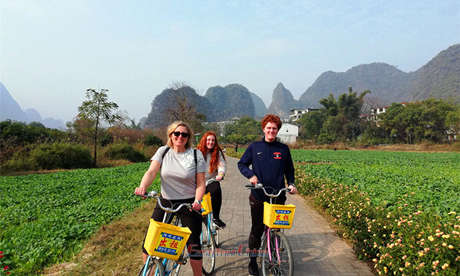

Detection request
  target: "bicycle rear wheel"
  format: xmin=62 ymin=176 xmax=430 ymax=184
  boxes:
xmin=201 ymin=217 xmax=216 ymax=274
xmin=139 ymin=256 xmax=164 ymax=276
xmin=261 ymin=230 xmax=293 ymax=276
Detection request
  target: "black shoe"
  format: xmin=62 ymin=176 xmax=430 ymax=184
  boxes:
xmin=213 ymin=218 xmax=226 ymax=229
xmin=248 ymin=260 xmax=259 ymax=276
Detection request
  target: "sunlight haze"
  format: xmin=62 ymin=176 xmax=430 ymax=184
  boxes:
xmin=1 ymin=0 xmax=459 ymax=123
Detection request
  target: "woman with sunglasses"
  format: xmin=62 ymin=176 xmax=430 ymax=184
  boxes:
xmin=197 ymin=131 xmax=227 ymax=228
xmin=135 ymin=121 xmax=206 ymax=276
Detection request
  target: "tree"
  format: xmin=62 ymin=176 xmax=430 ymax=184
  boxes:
xmin=223 ymin=117 xmax=262 ymax=145
xmin=316 ymin=87 xmax=370 ymax=143
xmin=381 ymin=99 xmax=456 ymax=143
xmin=298 ymin=111 xmax=326 ymax=140
xmin=165 ymin=88 xmax=206 ymax=134
xmin=78 ymin=88 xmax=121 ymax=167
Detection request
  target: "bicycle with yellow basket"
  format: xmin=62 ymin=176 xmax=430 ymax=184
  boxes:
xmin=246 ymin=183 xmax=296 ymax=276
xmin=137 ymin=191 xmax=195 ymax=276
xmin=200 ymin=182 xmax=220 ymax=275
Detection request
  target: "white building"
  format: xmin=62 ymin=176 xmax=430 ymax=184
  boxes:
xmin=277 ymin=123 xmax=299 ymax=144
xmin=289 ymin=108 xmax=320 ymax=122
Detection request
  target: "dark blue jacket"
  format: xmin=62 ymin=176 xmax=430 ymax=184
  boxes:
xmin=238 ymin=138 xmax=295 ymax=202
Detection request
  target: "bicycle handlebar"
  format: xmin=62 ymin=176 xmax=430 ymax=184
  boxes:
xmin=136 ymin=191 xmax=192 ymax=213
xmin=245 ymin=183 xmax=291 ymax=198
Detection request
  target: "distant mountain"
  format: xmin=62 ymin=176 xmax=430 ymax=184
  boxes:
xmin=268 ymin=83 xmax=302 ymax=118
xmin=24 ymin=108 xmax=42 ymax=122
xmin=299 ymin=63 xmax=411 ymax=108
xmin=1 ymin=82 xmax=28 ymax=122
xmin=249 ymin=92 xmax=267 ymax=118
xmin=0 ymin=81 xmax=65 ymax=129
xmin=410 ymin=44 xmax=460 ymax=102
xmin=205 ymin=84 xmax=256 ymax=121
xmin=299 ymin=44 xmax=460 ymax=108
xmin=144 ymin=84 xmax=259 ymax=129
xmin=144 ymin=86 xmax=213 ymax=129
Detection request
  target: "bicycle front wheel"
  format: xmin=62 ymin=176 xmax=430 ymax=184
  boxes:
xmin=164 ymin=215 xmax=184 ymax=276
xmin=139 ymin=256 xmax=164 ymax=276
xmin=261 ymin=231 xmax=293 ymax=276
xmin=201 ymin=218 xmax=216 ymax=274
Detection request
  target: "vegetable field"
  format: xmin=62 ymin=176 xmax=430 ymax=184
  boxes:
xmin=0 ymin=163 xmax=157 ymax=275
xmin=293 ymin=150 xmax=459 ymax=275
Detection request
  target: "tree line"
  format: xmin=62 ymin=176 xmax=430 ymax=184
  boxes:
xmin=298 ymin=88 xmax=460 ymax=144
xmin=2 ymin=85 xmax=459 ymax=174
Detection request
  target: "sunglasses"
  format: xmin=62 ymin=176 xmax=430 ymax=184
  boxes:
xmin=172 ymin=131 xmax=190 ymax=138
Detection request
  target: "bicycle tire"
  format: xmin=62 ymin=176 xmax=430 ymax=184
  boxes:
xmin=139 ymin=256 xmax=164 ymax=276
xmin=210 ymin=213 xmax=220 ymax=248
xmin=213 ymin=227 xmax=220 ymax=248
xmin=201 ymin=218 xmax=216 ymax=274
xmin=261 ymin=231 xmax=293 ymax=276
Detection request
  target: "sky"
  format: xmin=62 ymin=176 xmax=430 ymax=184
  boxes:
xmin=1 ymin=0 xmax=459 ymax=123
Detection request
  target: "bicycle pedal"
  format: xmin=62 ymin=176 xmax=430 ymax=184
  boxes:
xmin=213 ymin=223 xmax=224 ymax=230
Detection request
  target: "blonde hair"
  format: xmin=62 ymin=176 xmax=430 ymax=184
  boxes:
xmin=166 ymin=121 xmax=194 ymax=149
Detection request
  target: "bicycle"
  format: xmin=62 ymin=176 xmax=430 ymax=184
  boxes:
xmin=246 ymin=184 xmax=295 ymax=276
xmin=203 ymin=178 xmax=224 ymax=247
xmin=137 ymin=191 xmax=194 ymax=276
xmin=200 ymin=179 xmax=223 ymax=274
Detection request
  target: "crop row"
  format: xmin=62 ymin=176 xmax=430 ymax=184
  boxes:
xmin=293 ymin=150 xmax=459 ymax=275
xmin=0 ymin=163 xmax=158 ymax=275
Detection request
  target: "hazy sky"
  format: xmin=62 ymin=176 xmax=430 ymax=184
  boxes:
xmin=1 ymin=0 xmax=459 ymax=123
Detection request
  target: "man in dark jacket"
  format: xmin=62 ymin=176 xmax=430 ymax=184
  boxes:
xmin=238 ymin=114 xmax=298 ymax=276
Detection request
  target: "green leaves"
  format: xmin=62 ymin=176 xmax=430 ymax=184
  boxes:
xmin=0 ymin=163 xmax=159 ymax=274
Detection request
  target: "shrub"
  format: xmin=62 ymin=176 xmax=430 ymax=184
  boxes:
xmin=104 ymin=144 xmax=147 ymax=162
xmin=29 ymin=143 xmax=92 ymax=169
xmin=144 ymin=134 xmax=163 ymax=146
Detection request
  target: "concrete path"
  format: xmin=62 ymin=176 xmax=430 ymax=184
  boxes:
xmin=181 ymin=157 xmax=373 ymax=275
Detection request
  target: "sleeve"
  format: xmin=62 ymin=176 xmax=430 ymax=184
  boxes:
xmin=237 ymin=143 xmax=255 ymax=179
xmin=284 ymin=147 xmax=295 ymax=185
xmin=217 ymin=151 xmax=226 ymax=175
xmin=150 ymin=146 xmax=168 ymax=163
xmin=196 ymin=150 xmax=207 ymax=173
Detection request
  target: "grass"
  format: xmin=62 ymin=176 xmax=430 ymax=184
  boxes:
xmin=43 ymin=200 xmax=155 ymax=275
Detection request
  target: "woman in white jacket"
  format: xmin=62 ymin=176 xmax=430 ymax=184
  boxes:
xmin=197 ymin=131 xmax=227 ymax=228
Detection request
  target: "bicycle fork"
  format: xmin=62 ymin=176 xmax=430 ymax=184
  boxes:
xmin=266 ymin=228 xmax=281 ymax=265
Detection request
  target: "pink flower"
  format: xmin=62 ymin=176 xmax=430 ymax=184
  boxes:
xmin=3 ymin=265 xmax=9 ymax=271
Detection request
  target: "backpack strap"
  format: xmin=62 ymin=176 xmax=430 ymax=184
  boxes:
xmin=194 ymin=149 xmax=197 ymax=185
xmin=161 ymin=146 xmax=170 ymax=160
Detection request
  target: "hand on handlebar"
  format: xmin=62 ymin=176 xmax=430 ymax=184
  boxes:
xmin=249 ymin=175 xmax=258 ymax=186
xmin=288 ymin=184 xmax=298 ymax=194
xmin=134 ymin=186 xmax=147 ymax=198
xmin=192 ymin=200 xmax=202 ymax=211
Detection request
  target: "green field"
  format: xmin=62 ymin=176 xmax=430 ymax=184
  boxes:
xmin=292 ymin=150 xmax=460 ymax=216
xmin=292 ymin=149 xmax=459 ymax=275
xmin=0 ymin=162 xmax=158 ymax=275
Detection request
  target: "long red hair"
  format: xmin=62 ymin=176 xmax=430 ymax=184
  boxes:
xmin=197 ymin=131 xmax=225 ymax=174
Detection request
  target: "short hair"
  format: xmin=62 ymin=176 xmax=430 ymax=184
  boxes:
xmin=166 ymin=121 xmax=194 ymax=149
xmin=261 ymin=114 xmax=282 ymax=129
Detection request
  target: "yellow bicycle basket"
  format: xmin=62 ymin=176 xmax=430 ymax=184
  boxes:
xmin=144 ymin=219 xmax=191 ymax=260
xmin=263 ymin=202 xmax=296 ymax=229
xmin=201 ymin=192 xmax=213 ymax=216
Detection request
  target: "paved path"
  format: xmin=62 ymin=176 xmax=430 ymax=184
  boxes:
xmin=182 ymin=157 xmax=373 ymax=275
